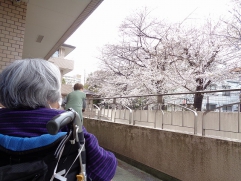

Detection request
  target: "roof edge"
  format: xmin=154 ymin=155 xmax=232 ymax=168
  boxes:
xmin=44 ymin=0 xmax=104 ymax=60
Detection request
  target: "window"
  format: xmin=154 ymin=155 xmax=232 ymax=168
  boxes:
xmin=206 ymin=103 xmax=217 ymax=111
xmin=52 ymin=50 xmax=59 ymax=58
xmin=222 ymin=85 xmax=231 ymax=96
xmin=207 ymin=84 xmax=217 ymax=91
xmin=222 ymin=105 xmax=232 ymax=112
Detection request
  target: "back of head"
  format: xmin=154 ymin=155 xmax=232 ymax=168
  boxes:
xmin=73 ymin=83 xmax=83 ymax=91
xmin=0 ymin=59 xmax=61 ymax=109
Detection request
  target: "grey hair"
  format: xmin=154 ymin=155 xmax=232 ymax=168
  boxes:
xmin=0 ymin=58 xmax=61 ymax=109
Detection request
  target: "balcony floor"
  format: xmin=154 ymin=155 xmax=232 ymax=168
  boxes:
xmin=113 ymin=159 xmax=162 ymax=181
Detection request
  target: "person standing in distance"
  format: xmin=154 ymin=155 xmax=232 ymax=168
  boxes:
xmin=65 ymin=83 xmax=86 ymax=120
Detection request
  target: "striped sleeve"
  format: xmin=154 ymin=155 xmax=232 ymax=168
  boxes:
xmin=83 ymin=127 xmax=117 ymax=181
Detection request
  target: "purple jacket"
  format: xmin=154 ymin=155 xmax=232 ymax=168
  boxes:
xmin=0 ymin=108 xmax=117 ymax=181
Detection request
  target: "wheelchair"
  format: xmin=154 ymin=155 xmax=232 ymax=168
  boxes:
xmin=0 ymin=108 xmax=86 ymax=181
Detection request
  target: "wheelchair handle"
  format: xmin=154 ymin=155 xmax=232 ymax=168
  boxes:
xmin=47 ymin=108 xmax=82 ymax=135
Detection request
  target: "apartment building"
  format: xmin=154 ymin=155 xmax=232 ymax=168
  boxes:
xmin=0 ymin=0 xmax=103 ymax=72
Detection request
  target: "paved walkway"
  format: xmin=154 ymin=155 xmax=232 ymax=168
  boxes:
xmin=112 ymin=159 xmax=162 ymax=181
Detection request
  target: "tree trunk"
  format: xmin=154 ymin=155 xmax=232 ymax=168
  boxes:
xmin=194 ymin=78 xmax=204 ymax=111
xmin=194 ymin=93 xmax=203 ymax=111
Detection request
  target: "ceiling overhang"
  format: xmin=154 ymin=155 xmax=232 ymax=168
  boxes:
xmin=22 ymin=0 xmax=103 ymax=60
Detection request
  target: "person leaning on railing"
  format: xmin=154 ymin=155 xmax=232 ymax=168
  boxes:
xmin=0 ymin=58 xmax=117 ymax=181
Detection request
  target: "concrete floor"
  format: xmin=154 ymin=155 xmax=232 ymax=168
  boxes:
xmin=112 ymin=159 xmax=162 ymax=181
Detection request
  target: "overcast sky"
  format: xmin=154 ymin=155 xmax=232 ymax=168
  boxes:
xmin=65 ymin=0 xmax=231 ymax=83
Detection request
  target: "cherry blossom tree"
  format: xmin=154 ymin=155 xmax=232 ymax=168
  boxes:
xmin=88 ymin=10 xmax=172 ymax=96
xmin=87 ymin=9 xmax=241 ymax=111
xmin=163 ymin=21 xmax=238 ymax=110
xmin=221 ymin=0 xmax=241 ymax=49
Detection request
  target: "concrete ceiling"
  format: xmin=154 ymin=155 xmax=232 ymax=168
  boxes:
xmin=22 ymin=0 xmax=103 ymax=60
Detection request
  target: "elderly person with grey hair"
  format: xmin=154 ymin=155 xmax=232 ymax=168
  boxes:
xmin=0 ymin=59 xmax=117 ymax=181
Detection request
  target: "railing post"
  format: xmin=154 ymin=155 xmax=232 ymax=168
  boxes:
xmin=98 ymin=106 xmax=101 ymax=120
xmin=202 ymin=115 xmax=205 ymax=136
xmin=182 ymin=107 xmax=184 ymax=127
xmin=161 ymin=104 xmax=164 ymax=129
xmin=219 ymin=108 xmax=221 ymax=131
xmin=107 ymin=104 xmax=110 ymax=120
xmin=93 ymin=104 xmax=100 ymax=120
xmin=147 ymin=105 xmax=149 ymax=122
xmin=171 ymin=106 xmax=173 ymax=125
xmin=194 ymin=114 xmax=197 ymax=135
xmin=112 ymin=98 xmax=116 ymax=122
xmin=140 ymin=106 xmax=142 ymax=123
xmin=238 ymin=103 xmax=240 ymax=133
xmin=103 ymin=104 xmax=106 ymax=118
xmin=129 ymin=111 xmax=133 ymax=125
xmin=90 ymin=103 xmax=93 ymax=119
xmin=154 ymin=109 xmax=157 ymax=128
xmin=90 ymin=98 xmax=93 ymax=119
xmin=114 ymin=107 xmax=116 ymax=123
xmin=110 ymin=104 xmax=114 ymax=122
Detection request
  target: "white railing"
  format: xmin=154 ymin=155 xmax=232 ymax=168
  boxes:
xmin=83 ymin=89 xmax=241 ymax=140
xmin=164 ymin=103 xmax=198 ymax=134
xmin=202 ymin=102 xmax=241 ymax=137
xmin=83 ymin=102 xmax=197 ymax=134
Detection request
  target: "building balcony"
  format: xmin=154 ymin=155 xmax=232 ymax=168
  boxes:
xmin=49 ymin=57 xmax=74 ymax=75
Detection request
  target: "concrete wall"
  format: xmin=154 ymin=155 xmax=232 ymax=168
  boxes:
xmin=84 ymin=118 xmax=241 ymax=181
xmin=0 ymin=0 xmax=27 ymax=72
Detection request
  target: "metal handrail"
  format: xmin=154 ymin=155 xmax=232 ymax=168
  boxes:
xmin=165 ymin=102 xmax=198 ymax=134
xmin=99 ymin=104 xmax=112 ymax=121
xmin=83 ymin=89 xmax=241 ymax=139
xmin=132 ymin=103 xmax=164 ymax=128
xmin=87 ymin=89 xmax=241 ymax=100
xmin=84 ymin=103 xmax=133 ymax=123
xmin=86 ymin=101 xmax=197 ymax=135
xmin=153 ymin=104 xmax=164 ymax=129
xmin=83 ymin=104 xmax=99 ymax=119
xmin=202 ymin=101 xmax=241 ymax=136
xmin=114 ymin=104 xmax=133 ymax=124
xmin=93 ymin=104 xmax=100 ymax=119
